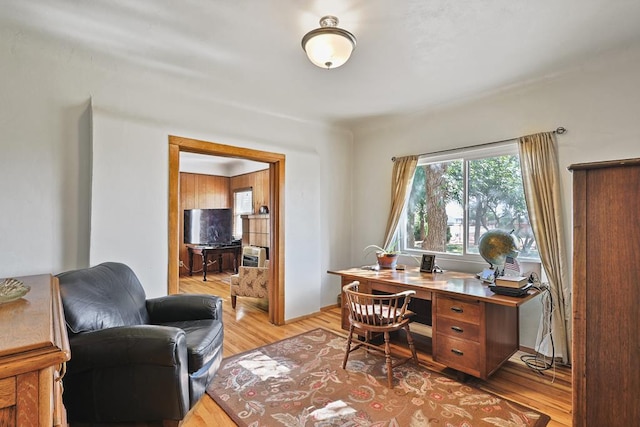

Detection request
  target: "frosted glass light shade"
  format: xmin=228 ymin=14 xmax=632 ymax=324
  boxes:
xmin=301 ymin=16 xmax=356 ymax=69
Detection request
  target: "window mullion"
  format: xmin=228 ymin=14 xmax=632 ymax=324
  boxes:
xmin=463 ymin=160 xmax=470 ymax=256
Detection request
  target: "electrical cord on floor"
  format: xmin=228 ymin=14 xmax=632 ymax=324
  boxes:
xmin=520 ymin=273 xmax=556 ymax=380
xmin=179 ymin=259 xmax=218 ymax=274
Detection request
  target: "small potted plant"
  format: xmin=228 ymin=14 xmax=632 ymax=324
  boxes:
xmin=363 ymin=244 xmax=401 ymax=269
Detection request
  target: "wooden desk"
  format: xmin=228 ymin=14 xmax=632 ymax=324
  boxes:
xmin=187 ymin=244 xmax=241 ymax=281
xmin=328 ymin=267 xmax=538 ymax=379
xmin=0 ymin=274 xmax=70 ymax=426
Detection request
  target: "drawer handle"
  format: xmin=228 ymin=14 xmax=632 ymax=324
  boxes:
xmin=451 ymin=326 xmax=464 ymax=333
xmin=451 ymin=348 xmax=464 ymax=356
xmin=450 ymin=306 xmax=463 ymax=313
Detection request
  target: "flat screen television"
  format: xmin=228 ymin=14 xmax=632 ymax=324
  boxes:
xmin=184 ymin=208 xmax=233 ymax=246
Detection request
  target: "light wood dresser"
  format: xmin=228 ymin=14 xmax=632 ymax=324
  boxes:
xmin=0 ymin=274 xmax=70 ymax=426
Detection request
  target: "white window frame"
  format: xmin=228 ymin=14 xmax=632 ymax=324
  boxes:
xmin=233 ymin=188 xmax=253 ymax=240
xmin=399 ymin=141 xmax=539 ymax=267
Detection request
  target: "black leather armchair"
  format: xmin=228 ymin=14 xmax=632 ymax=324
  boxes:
xmin=56 ymin=262 xmax=224 ymax=424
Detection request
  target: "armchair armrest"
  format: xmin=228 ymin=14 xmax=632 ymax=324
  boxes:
xmin=65 ymin=325 xmax=191 ymax=422
xmin=147 ymin=294 xmax=223 ymax=323
xmin=67 ymin=325 xmax=186 ymax=373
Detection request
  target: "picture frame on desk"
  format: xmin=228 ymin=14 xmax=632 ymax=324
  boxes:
xmin=420 ymin=254 xmax=436 ymax=273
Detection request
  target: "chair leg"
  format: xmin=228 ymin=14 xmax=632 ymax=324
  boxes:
xmin=231 ymin=295 xmax=237 ymax=308
xmin=404 ymin=325 xmax=419 ymax=364
xmin=342 ymin=325 xmax=355 ymax=369
xmin=383 ymin=331 xmax=393 ymax=388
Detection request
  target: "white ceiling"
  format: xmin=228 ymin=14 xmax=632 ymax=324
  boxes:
xmin=180 ymin=151 xmax=267 ymax=175
xmin=3 ymin=0 xmax=640 ymax=129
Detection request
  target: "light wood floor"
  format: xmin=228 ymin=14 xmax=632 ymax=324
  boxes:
xmin=77 ymin=272 xmax=573 ymax=426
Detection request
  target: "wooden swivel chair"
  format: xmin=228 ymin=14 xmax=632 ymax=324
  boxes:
xmin=342 ymin=281 xmax=419 ymax=388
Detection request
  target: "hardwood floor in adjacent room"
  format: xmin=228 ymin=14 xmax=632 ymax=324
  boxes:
xmin=78 ymin=272 xmax=572 ymax=426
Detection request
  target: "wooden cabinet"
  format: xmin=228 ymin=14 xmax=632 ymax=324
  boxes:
xmin=432 ymin=294 xmax=517 ymax=379
xmin=242 ymin=214 xmax=270 ymax=252
xmin=433 ymin=296 xmax=482 ymax=374
xmin=0 ymin=274 xmax=70 ymax=426
xmin=570 ymin=158 xmax=640 ymax=426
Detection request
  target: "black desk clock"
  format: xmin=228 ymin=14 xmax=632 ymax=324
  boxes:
xmin=420 ymin=254 xmax=436 ymax=273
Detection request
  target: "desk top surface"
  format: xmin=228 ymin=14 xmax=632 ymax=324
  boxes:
xmin=328 ymin=267 xmax=539 ymax=307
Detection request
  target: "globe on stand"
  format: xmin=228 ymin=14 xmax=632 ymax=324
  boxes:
xmin=478 ymin=229 xmax=520 ymax=276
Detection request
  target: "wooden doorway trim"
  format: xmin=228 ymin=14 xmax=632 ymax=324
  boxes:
xmin=168 ymin=135 xmax=285 ymax=325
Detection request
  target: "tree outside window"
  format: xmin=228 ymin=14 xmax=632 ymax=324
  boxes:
xmin=402 ymin=146 xmax=538 ymax=260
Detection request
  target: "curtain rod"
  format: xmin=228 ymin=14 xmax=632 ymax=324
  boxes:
xmin=392 ymin=126 xmax=567 ymax=161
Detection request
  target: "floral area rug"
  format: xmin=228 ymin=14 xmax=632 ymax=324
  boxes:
xmin=207 ymin=328 xmax=550 ymax=426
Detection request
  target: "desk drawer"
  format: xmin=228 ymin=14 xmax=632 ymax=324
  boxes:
xmin=434 ymin=333 xmax=480 ymax=374
xmin=436 ymin=295 xmax=481 ymax=324
xmin=437 ymin=317 xmax=480 ymax=342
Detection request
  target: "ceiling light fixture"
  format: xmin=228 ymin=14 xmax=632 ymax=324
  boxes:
xmin=301 ymin=15 xmax=356 ymax=69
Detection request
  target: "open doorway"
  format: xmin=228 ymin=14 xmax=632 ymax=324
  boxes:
xmin=168 ymin=135 xmax=285 ymax=325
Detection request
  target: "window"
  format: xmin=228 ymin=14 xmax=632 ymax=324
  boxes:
xmin=233 ymin=188 xmax=253 ymax=239
xmin=400 ymin=142 xmax=539 ymax=261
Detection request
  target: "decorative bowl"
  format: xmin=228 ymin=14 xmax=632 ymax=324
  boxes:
xmin=0 ymin=278 xmax=31 ymax=304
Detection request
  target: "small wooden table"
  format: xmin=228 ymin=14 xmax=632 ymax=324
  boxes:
xmin=329 ymin=267 xmax=539 ymax=379
xmin=187 ymin=244 xmax=241 ymax=281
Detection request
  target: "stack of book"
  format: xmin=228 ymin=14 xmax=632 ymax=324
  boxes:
xmin=494 ymin=275 xmax=528 ymax=288
xmin=489 ymin=275 xmax=531 ymax=297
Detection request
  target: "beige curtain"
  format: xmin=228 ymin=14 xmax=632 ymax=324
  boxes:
xmin=383 ymin=155 xmax=418 ymax=249
xmin=518 ymin=132 xmax=571 ymax=365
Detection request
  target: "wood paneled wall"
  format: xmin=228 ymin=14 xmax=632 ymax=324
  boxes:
xmin=179 ymin=169 xmax=269 ymax=276
xmin=181 ymin=173 xmax=231 ymax=210
xmin=230 ymin=169 xmax=269 ymax=214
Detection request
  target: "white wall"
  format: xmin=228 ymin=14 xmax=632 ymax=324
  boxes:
xmin=90 ymin=111 xmax=169 ymax=295
xmin=0 ymin=28 xmax=353 ymax=320
xmin=227 ymin=161 xmax=269 ymax=177
xmin=91 ymin=107 xmax=328 ymax=320
xmin=348 ymin=44 xmax=640 ymax=348
xmin=0 ymin=29 xmax=94 ymax=277
xmin=179 ymin=153 xmax=229 ymax=176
